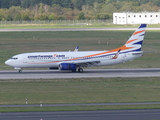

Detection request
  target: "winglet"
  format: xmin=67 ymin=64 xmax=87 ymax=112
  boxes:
xmin=112 ymin=49 xmax=121 ymax=59
xmin=74 ymin=46 xmax=79 ymax=52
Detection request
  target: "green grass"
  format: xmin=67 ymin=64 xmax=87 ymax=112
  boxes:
xmin=0 ymin=77 xmax=160 ymax=105
xmin=0 ymin=30 xmax=159 ymax=69
xmin=1 ymin=77 xmax=160 ymax=112
xmin=0 ymin=23 xmax=160 ymax=29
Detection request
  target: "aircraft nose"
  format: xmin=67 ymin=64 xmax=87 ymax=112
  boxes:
xmin=5 ymin=60 xmax=11 ymax=66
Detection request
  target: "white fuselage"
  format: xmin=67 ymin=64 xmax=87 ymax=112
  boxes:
xmin=5 ymin=51 xmax=142 ymax=69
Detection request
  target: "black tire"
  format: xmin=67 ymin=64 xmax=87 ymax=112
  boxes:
xmin=78 ymin=68 xmax=83 ymax=73
xmin=19 ymin=70 xmax=22 ymax=73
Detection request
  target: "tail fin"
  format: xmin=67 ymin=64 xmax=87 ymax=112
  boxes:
xmin=124 ymin=24 xmax=147 ymax=52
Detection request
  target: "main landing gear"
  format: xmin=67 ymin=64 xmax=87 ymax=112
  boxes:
xmin=18 ymin=70 xmax=22 ymax=73
xmin=72 ymin=68 xmax=83 ymax=73
xmin=78 ymin=68 xmax=83 ymax=73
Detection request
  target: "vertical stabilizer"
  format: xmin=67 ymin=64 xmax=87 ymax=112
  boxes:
xmin=124 ymin=24 xmax=147 ymax=51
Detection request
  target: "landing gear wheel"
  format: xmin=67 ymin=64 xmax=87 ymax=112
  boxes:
xmin=18 ymin=70 xmax=22 ymax=73
xmin=78 ymin=68 xmax=83 ymax=73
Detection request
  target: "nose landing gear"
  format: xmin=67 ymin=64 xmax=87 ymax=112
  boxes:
xmin=14 ymin=67 xmax=22 ymax=73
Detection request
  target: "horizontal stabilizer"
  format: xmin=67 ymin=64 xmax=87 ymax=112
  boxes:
xmin=132 ymin=51 xmax=143 ymax=55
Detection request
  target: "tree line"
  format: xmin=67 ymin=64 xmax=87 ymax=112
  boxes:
xmin=0 ymin=0 xmax=160 ymax=21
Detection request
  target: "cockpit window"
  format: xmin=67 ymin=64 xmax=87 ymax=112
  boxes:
xmin=11 ymin=57 xmax=18 ymax=60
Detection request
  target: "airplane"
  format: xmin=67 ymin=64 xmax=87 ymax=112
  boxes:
xmin=5 ymin=24 xmax=147 ymax=73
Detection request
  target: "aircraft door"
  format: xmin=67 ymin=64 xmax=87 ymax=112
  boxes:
xmin=23 ymin=56 xmax=27 ymax=63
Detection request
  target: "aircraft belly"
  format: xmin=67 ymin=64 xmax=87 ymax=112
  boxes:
xmin=20 ymin=62 xmax=59 ymax=68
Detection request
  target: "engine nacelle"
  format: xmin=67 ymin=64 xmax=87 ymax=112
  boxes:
xmin=59 ymin=63 xmax=77 ymax=71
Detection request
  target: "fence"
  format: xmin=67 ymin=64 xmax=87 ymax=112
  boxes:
xmin=0 ymin=19 xmax=112 ymax=25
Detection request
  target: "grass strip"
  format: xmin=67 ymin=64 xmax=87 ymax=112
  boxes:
xmin=0 ymin=24 xmax=160 ymax=29
xmin=1 ymin=77 xmax=160 ymax=112
xmin=0 ymin=77 xmax=160 ymax=105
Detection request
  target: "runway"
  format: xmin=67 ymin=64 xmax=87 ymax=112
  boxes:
xmin=0 ymin=68 xmax=160 ymax=79
xmin=0 ymin=27 xmax=159 ymax=32
xmin=1 ymin=109 xmax=160 ymax=120
xmin=1 ymin=102 xmax=160 ymax=108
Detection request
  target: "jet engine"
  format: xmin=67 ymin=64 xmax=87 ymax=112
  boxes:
xmin=59 ymin=63 xmax=77 ymax=71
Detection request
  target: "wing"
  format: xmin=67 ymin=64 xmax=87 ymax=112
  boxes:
xmin=73 ymin=59 xmax=101 ymax=67
xmin=71 ymin=49 xmax=121 ymax=67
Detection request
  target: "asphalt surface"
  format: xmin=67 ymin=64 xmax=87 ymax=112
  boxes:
xmin=0 ymin=68 xmax=160 ymax=79
xmin=0 ymin=27 xmax=160 ymax=32
xmin=0 ymin=102 xmax=160 ymax=108
xmin=1 ymin=109 xmax=160 ymax=120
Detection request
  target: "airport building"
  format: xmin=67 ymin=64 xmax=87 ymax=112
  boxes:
xmin=113 ymin=12 xmax=160 ymax=24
